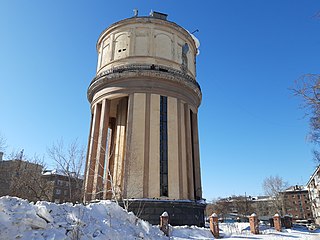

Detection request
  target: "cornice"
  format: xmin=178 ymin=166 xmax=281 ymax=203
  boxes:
xmin=87 ymin=64 xmax=202 ymax=104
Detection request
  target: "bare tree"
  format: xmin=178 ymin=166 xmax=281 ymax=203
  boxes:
xmin=232 ymin=195 xmax=254 ymax=217
xmin=206 ymin=198 xmax=231 ymax=220
xmin=263 ymin=175 xmax=288 ymax=215
xmin=0 ymin=133 xmax=7 ymax=153
xmin=84 ymin=135 xmax=144 ymax=215
xmin=47 ymin=139 xmax=85 ymax=203
xmin=252 ymin=198 xmax=274 ymax=217
xmin=8 ymin=154 xmax=53 ymax=201
xmin=292 ymin=74 xmax=320 ymax=163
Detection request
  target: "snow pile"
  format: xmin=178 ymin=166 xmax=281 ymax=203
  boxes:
xmin=170 ymin=225 xmax=213 ymax=239
xmin=0 ymin=196 xmax=166 ymax=240
xmin=1 ymin=196 xmax=320 ymax=240
xmin=218 ymin=222 xmax=320 ymax=240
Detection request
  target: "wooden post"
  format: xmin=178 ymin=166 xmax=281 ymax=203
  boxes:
xmin=273 ymin=213 xmax=282 ymax=232
xmin=160 ymin=211 xmax=169 ymax=236
xmin=210 ymin=213 xmax=219 ymax=238
xmin=249 ymin=213 xmax=259 ymax=234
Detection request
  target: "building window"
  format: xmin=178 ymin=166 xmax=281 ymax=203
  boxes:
xmin=57 ymin=180 xmax=64 ymax=186
xmin=55 ymin=189 xmax=61 ymax=195
xmin=160 ymin=96 xmax=168 ymax=197
xmin=64 ymin=190 xmax=68 ymax=196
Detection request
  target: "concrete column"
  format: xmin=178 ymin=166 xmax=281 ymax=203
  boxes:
xmin=184 ymin=104 xmax=194 ymax=200
xmin=104 ymin=118 xmax=116 ymax=200
xmin=122 ymin=94 xmax=134 ymax=199
xmin=177 ymin=99 xmax=183 ymax=199
xmin=168 ymin=97 xmax=179 ymax=199
xmin=191 ymin=112 xmax=202 ymax=200
xmin=113 ymin=98 xmax=128 ymax=198
xmin=180 ymin=101 xmax=188 ymax=199
xmin=84 ymin=103 xmax=101 ymax=201
xmin=148 ymin=94 xmax=160 ymax=198
xmin=83 ymin=113 xmax=93 ymax=202
xmin=160 ymin=212 xmax=169 ymax=236
xmin=143 ymin=93 xmax=151 ymax=198
xmin=209 ymin=213 xmax=219 ymax=238
xmin=249 ymin=213 xmax=259 ymax=234
xmin=273 ymin=214 xmax=282 ymax=232
xmin=126 ymin=93 xmax=145 ymax=198
xmin=92 ymin=99 xmax=110 ymax=199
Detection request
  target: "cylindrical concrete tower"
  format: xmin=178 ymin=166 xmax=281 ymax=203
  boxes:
xmin=84 ymin=11 xmax=204 ymax=226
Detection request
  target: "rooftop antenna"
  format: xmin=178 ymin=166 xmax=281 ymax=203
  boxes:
xmin=133 ymin=9 xmax=138 ymax=17
xmin=191 ymin=29 xmax=199 ymax=34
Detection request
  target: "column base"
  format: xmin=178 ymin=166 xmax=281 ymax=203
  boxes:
xmin=119 ymin=199 xmax=206 ymax=227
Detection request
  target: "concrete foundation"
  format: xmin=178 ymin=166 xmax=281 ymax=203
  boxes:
xmin=119 ymin=199 xmax=206 ymax=227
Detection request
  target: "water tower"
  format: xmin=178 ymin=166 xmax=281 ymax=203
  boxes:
xmin=83 ymin=11 xmax=204 ymax=226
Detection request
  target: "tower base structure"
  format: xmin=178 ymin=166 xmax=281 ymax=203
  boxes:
xmin=119 ymin=199 xmax=206 ymax=227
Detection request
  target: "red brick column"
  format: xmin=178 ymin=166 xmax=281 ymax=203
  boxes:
xmin=210 ymin=213 xmax=219 ymax=238
xmin=249 ymin=213 xmax=259 ymax=234
xmin=160 ymin=212 xmax=169 ymax=236
xmin=273 ymin=214 xmax=282 ymax=232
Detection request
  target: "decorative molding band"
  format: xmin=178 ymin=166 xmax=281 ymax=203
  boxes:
xmin=88 ymin=64 xmax=202 ymax=102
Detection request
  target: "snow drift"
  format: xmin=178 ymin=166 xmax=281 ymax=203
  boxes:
xmin=1 ymin=196 xmax=320 ymax=240
xmin=0 ymin=196 xmax=166 ymax=240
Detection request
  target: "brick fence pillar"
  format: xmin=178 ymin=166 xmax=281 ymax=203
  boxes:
xmin=210 ymin=213 xmax=219 ymax=238
xmin=160 ymin=211 xmax=169 ymax=236
xmin=249 ymin=213 xmax=259 ymax=234
xmin=273 ymin=213 xmax=282 ymax=232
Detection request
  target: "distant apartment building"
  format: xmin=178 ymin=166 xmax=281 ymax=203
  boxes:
xmin=42 ymin=169 xmax=83 ymax=204
xmin=282 ymin=185 xmax=313 ymax=221
xmin=0 ymin=155 xmax=47 ymax=202
xmin=251 ymin=196 xmax=275 ymax=218
xmin=307 ymin=166 xmax=320 ymax=225
xmin=0 ymin=153 xmax=83 ymax=203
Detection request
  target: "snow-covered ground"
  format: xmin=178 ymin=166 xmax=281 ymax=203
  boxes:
xmin=0 ymin=196 xmax=319 ymax=240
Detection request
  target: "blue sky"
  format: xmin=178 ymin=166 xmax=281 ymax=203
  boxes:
xmin=0 ymin=0 xmax=319 ymax=201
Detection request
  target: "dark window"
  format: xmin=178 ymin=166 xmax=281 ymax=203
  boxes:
xmin=160 ymin=96 xmax=168 ymax=197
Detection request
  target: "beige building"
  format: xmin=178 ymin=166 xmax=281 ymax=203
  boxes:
xmin=42 ymin=169 xmax=83 ymax=204
xmin=83 ymin=11 xmax=204 ymax=226
xmin=0 ymin=155 xmax=49 ymax=202
xmin=307 ymin=166 xmax=320 ymax=225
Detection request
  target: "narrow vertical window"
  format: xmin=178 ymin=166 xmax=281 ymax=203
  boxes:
xmin=160 ymin=96 xmax=168 ymax=196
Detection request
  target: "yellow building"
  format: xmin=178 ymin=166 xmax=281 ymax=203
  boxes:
xmin=83 ymin=11 xmax=204 ymax=226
